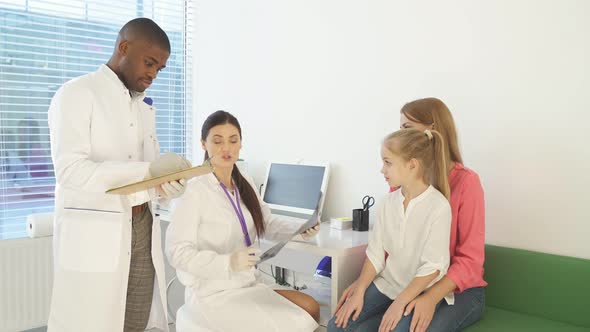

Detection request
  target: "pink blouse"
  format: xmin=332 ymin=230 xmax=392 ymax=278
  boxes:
xmin=446 ymin=163 xmax=487 ymax=292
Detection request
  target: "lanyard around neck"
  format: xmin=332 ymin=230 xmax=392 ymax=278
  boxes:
xmin=220 ymin=182 xmax=252 ymax=247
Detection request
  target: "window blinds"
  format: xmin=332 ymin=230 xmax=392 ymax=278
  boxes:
xmin=0 ymin=0 xmax=193 ymax=238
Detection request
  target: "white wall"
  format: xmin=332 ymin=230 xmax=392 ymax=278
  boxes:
xmin=192 ymin=0 xmax=590 ymax=259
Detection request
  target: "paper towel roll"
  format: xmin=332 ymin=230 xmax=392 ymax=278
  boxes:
xmin=27 ymin=212 xmax=54 ymax=238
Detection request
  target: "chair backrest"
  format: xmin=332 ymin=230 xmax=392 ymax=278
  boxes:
xmin=484 ymin=245 xmax=590 ymax=327
xmin=166 ymin=276 xmax=185 ymax=323
xmin=160 ymin=219 xmax=185 ymax=324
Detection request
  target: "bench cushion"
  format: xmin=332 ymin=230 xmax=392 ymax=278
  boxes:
xmin=465 ymin=307 xmax=590 ymax=332
xmin=484 ymin=245 xmax=590 ymax=327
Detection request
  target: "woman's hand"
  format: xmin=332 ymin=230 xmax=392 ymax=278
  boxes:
xmin=229 ymin=246 xmax=260 ymax=272
xmin=300 ymin=223 xmax=320 ymax=240
xmin=405 ymin=293 xmax=438 ymax=332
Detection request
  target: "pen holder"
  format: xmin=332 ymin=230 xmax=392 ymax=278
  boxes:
xmin=352 ymin=208 xmax=369 ymax=231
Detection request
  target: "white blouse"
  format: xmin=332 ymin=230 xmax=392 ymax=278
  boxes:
xmin=367 ymin=185 xmax=454 ymax=304
xmin=165 ymin=172 xmax=301 ymax=300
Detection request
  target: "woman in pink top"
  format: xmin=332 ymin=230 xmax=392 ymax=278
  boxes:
xmin=398 ymin=98 xmax=487 ymax=332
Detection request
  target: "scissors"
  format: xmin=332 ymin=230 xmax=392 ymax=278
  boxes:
xmin=362 ymin=195 xmax=375 ymax=211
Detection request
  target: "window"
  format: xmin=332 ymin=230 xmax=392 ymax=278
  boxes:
xmin=0 ymin=0 xmax=193 ymax=239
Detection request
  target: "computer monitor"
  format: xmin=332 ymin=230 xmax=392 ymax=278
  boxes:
xmin=260 ymin=161 xmax=330 ymax=221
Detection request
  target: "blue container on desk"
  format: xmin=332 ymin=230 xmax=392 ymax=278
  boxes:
xmin=315 ymin=256 xmax=332 ymax=279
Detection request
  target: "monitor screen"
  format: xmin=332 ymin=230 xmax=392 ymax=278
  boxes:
xmin=263 ymin=163 xmax=325 ymax=210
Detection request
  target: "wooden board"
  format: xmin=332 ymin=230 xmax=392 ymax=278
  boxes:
xmin=106 ymin=165 xmax=214 ymax=195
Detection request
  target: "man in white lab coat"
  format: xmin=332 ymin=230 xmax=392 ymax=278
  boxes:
xmin=47 ymin=18 xmax=188 ymax=332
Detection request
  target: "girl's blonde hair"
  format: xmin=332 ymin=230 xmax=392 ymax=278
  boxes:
xmin=401 ymin=97 xmax=463 ymax=164
xmin=384 ymin=129 xmax=450 ymax=200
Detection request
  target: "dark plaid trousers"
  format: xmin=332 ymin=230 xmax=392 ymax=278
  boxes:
xmin=124 ymin=204 xmax=155 ymax=332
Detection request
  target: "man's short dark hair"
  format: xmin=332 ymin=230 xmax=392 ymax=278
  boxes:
xmin=119 ymin=18 xmax=171 ymax=53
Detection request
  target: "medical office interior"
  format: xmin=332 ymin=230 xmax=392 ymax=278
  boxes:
xmin=1 ymin=0 xmax=589 ymax=331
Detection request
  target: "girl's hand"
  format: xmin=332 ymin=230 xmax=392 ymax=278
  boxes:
xmin=378 ymin=300 xmax=406 ymax=332
xmin=334 ymin=286 xmax=365 ymax=329
xmin=335 ymin=280 xmax=358 ymax=312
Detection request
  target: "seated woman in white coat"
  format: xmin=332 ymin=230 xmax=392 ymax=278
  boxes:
xmin=165 ymin=110 xmax=320 ymax=332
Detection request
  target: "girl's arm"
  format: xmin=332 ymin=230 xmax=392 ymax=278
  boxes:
xmin=336 ymin=198 xmax=386 ymax=311
xmin=378 ymin=203 xmax=451 ymax=332
xmin=352 ymin=258 xmax=378 ymax=293
xmin=414 ymin=203 xmax=452 ymax=289
xmin=332 ymin=258 xmax=378 ymax=328
xmin=394 ymin=271 xmax=439 ymax=306
xmin=335 ymin=203 xmax=386 ymax=312
xmin=386 ymin=204 xmax=451 ymax=311
xmin=335 ymin=257 xmax=379 ymax=312
xmin=333 ymin=201 xmax=386 ymax=328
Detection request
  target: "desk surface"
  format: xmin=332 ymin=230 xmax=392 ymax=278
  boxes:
xmin=160 ymin=210 xmax=370 ymax=256
xmin=265 ymin=222 xmax=370 ymax=257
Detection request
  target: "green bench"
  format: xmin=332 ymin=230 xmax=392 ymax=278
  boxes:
xmin=465 ymin=245 xmax=590 ymax=332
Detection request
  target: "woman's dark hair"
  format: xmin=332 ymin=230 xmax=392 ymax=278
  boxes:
xmin=201 ymin=110 xmax=265 ymax=237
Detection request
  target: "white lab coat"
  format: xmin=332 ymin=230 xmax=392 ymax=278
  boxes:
xmin=166 ymin=173 xmax=319 ymax=332
xmin=47 ymin=65 xmax=168 ymax=332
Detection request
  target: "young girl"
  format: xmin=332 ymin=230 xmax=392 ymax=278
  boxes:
xmin=328 ymin=129 xmax=453 ymax=332
xmin=398 ymin=98 xmax=486 ymax=332
xmin=165 ymin=111 xmax=320 ymax=332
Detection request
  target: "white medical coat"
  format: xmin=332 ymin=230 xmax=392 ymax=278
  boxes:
xmin=166 ymin=173 xmax=319 ymax=331
xmin=47 ymin=65 xmax=168 ymax=332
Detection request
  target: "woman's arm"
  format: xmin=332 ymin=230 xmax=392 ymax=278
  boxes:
xmin=446 ymin=172 xmax=486 ymax=292
xmin=420 ymin=275 xmax=457 ymax=303
xmin=165 ymin=186 xmax=232 ymax=280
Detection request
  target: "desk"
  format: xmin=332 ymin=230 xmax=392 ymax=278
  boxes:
xmin=160 ymin=209 xmax=370 ymax=330
xmin=260 ymin=225 xmax=369 ymax=316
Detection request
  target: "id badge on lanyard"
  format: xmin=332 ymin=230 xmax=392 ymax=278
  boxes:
xmin=220 ymin=183 xmax=252 ymax=246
